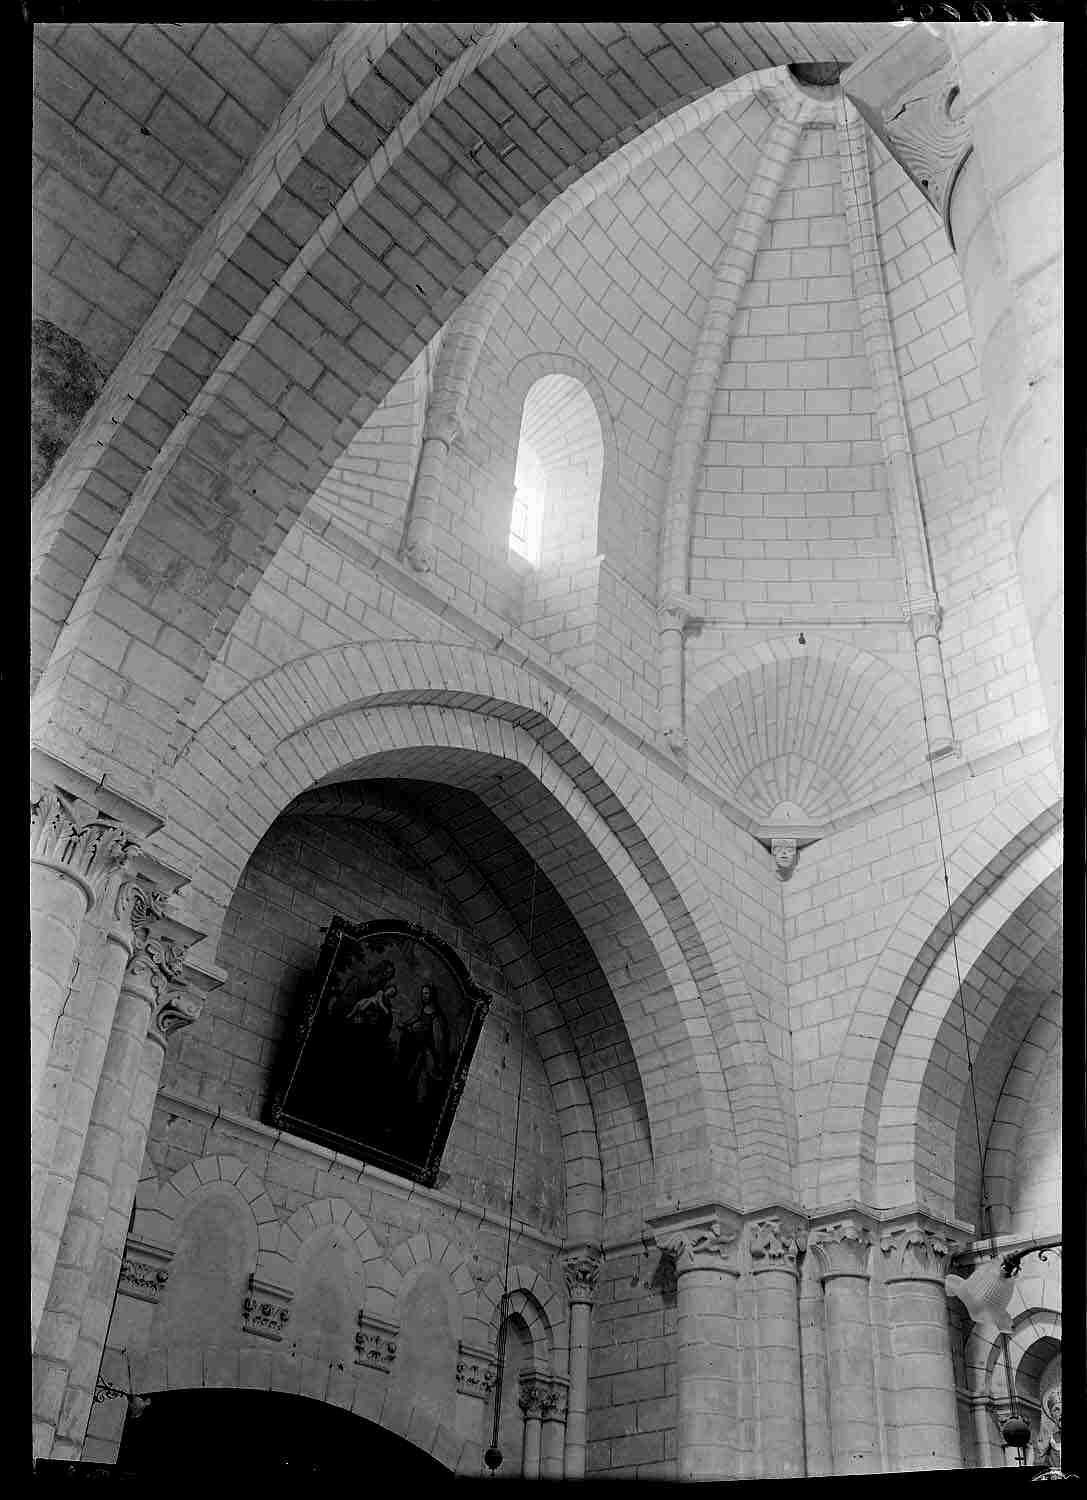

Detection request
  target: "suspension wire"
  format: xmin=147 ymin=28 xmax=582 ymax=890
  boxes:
xmin=487 ymin=753 xmax=540 ymax=1471
xmin=836 ymin=96 xmax=992 ymax=1237
xmin=838 ymin=97 xmax=1067 ymax=1444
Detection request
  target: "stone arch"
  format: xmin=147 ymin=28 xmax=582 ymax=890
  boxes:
xmin=289 ymin=780 xmax=604 ymax=1242
xmin=982 ymin=990 xmax=1062 ymax=1235
xmin=389 ymin=1232 xmax=475 ymax=1310
xmin=977 ymin=1307 xmax=1062 ymax=1405
xmin=813 ymin=774 xmax=1061 ymax=1208
xmin=123 ymin=1351 xmax=469 ymax=1473
xmin=472 ymin=1265 xmax=565 ymax=1370
xmin=158 ymin=639 xmax=793 ymax=1205
xmin=685 ymin=635 xmax=925 ymax=822
xmin=873 ymin=830 xmax=1061 ymax=1216
xmin=268 ymin=1198 xmax=377 ymax=1313
xmin=132 ymin=1155 xmax=274 ymax=1256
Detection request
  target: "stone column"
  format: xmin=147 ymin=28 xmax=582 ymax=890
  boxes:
xmin=30 ymin=790 xmax=133 ymax=1118
xmin=36 ymin=917 xmax=203 ymax=1461
xmin=652 ymin=1207 xmax=744 ymax=1479
xmin=518 ymin=1372 xmax=547 ymax=1479
xmin=401 ymin=407 xmax=459 ymax=572
xmin=810 ymin=1215 xmax=880 ymax=1475
xmin=51 ymin=975 xmax=205 ymax=1459
xmin=879 ymin=1215 xmax=965 ymax=1471
xmin=747 ymin=1213 xmax=806 ymax=1479
xmin=30 ymin=881 xmax=181 ymax=1350
xmin=540 ymin=1377 xmax=569 ymax=1479
xmin=561 ymin=1247 xmax=601 ymax=1479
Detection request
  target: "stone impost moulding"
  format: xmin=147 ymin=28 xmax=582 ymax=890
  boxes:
xmin=355 ymin=1311 xmax=399 ymax=1372
xmin=242 ymin=1274 xmax=293 ymax=1342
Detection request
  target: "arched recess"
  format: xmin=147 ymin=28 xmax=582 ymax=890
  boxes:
xmin=685 ymin=636 xmax=926 ymax=821
xmin=888 ymin=857 xmax=1062 ymax=1217
xmin=275 ymin=782 xmax=606 ymax=1244
xmin=812 ymin=775 xmax=1061 ymax=1209
xmin=473 ymin=1265 xmax=567 ymax=1371
xmin=955 ymin=974 xmax=1061 ymax=1235
xmin=155 ymin=642 xmax=796 ymax=1205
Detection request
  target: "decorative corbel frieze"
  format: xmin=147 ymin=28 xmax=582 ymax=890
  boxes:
xmin=242 ymin=1274 xmax=292 ymax=1341
xmin=355 ymin=1311 xmax=399 ymax=1372
xmin=119 ymin=1239 xmax=172 ymax=1304
xmin=456 ymin=1342 xmax=498 ymax=1398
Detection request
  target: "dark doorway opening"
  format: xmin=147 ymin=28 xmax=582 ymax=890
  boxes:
xmin=115 ymin=1388 xmax=452 ymax=1481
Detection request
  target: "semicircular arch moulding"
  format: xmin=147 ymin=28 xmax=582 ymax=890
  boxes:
xmin=809 ymin=774 xmax=1060 ymax=1212
xmin=685 ymin=635 xmax=927 ymax=824
xmin=152 ymin=641 xmax=796 ymax=1208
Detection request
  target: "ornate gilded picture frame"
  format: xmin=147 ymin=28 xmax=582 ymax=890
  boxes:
xmin=267 ymin=918 xmax=491 ymax=1187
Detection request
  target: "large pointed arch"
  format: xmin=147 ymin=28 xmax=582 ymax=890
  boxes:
xmin=151 ymin=639 xmax=795 ymax=1205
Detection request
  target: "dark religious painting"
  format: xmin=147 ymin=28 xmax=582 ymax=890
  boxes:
xmin=267 ymin=918 xmax=491 ymax=1186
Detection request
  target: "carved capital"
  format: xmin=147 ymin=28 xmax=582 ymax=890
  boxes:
xmin=880 ymin=1217 xmax=962 ymax=1283
xmin=658 ymin=1216 xmax=741 ymax=1276
xmin=662 ymin=725 xmax=688 ymax=756
xmin=562 ymin=1248 xmax=603 ymax=1304
xmin=541 ymin=1377 xmax=569 ymax=1422
xmin=771 ymin=838 xmax=798 ymax=882
xmin=403 ymin=538 xmax=436 ymax=573
xmin=518 ymin=1372 xmax=550 ymax=1420
xmin=30 ymin=792 xmax=137 ymax=906
xmin=147 ymin=984 xmax=203 ymax=1051
xmin=119 ymin=1240 xmax=172 ymax=1304
xmin=748 ymin=1215 xmax=805 ymax=1275
xmin=456 ymin=1343 xmax=498 ymax=1398
xmin=908 ymin=604 xmax=943 ymax=643
xmin=115 ymin=878 xmax=169 ymax=933
xmin=242 ymin=1275 xmax=292 ymax=1341
xmin=424 ymin=407 xmax=461 ymax=449
xmin=656 ymin=594 xmax=699 ymax=632
xmin=810 ymin=1217 xmax=875 ymax=1280
xmin=355 ymin=1311 xmax=399 ymax=1372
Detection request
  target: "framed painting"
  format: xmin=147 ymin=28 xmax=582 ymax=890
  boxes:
xmin=266 ymin=918 xmax=492 ymax=1187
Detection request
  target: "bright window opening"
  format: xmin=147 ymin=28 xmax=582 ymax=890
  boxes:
xmin=508 ymin=375 xmax=603 ymax=568
xmin=509 ymin=440 xmax=545 ymax=565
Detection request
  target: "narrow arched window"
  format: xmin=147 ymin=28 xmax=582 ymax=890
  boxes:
xmin=509 ymin=375 xmax=603 ymax=567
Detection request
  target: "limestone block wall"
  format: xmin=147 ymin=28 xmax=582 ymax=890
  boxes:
xmin=785 ymin=740 xmax=1058 ymax=1210
xmin=308 ymin=355 xmax=425 ymax=554
xmin=159 ymin=805 xmax=568 ymax=1237
xmin=693 ymin=123 xmax=899 ymax=619
xmin=83 ymin=1137 xmax=569 ymax=1472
